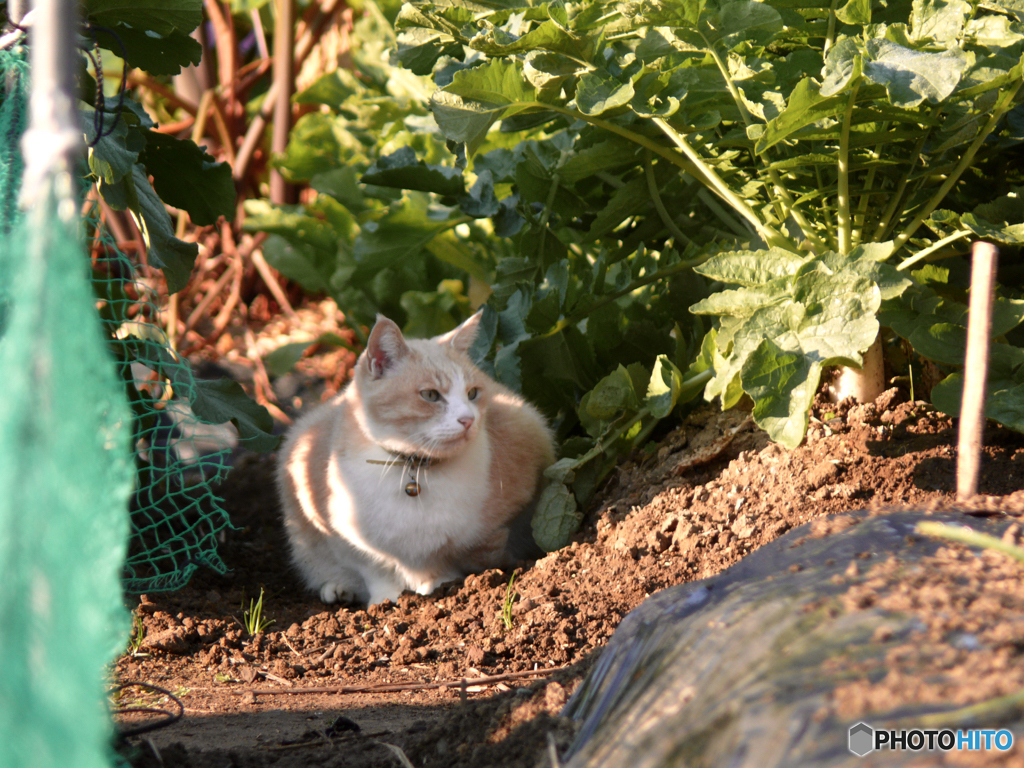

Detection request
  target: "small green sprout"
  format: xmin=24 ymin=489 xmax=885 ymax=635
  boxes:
xmin=241 ymin=587 xmax=275 ymax=637
xmin=501 ymin=571 xmax=519 ymax=631
xmin=126 ymin=613 xmax=148 ymax=658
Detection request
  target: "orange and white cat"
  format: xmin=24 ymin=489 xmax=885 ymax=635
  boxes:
xmin=276 ymin=311 xmax=556 ymax=605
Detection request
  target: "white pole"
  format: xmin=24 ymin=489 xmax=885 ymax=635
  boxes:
xmin=20 ymin=0 xmax=80 ymax=213
xmin=957 ymin=241 xmax=998 ymax=501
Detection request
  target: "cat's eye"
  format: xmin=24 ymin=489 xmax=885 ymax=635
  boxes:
xmin=467 ymin=387 xmax=479 ymax=401
xmin=420 ymin=389 xmax=441 ymax=402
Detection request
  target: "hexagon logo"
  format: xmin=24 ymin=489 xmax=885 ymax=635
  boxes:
xmin=849 ymin=722 xmax=874 ymax=757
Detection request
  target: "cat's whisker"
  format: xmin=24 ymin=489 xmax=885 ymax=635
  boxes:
xmin=372 ymin=453 xmax=406 ymax=491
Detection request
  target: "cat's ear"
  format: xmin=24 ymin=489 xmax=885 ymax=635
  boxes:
xmin=435 ymin=309 xmax=483 ymax=355
xmin=365 ymin=315 xmax=409 ymax=378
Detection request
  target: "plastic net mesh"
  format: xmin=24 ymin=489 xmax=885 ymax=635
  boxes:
xmin=0 ymin=44 xmax=132 ymax=768
xmin=2 ymin=45 xmax=235 ymax=597
xmin=90 ymin=219 xmax=236 ymax=594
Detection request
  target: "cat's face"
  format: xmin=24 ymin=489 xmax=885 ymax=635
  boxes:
xmin=354 ymin=312 xmax=490 ymax=459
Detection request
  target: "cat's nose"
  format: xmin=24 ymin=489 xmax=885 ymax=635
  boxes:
xmin=458 ymin=416 xmax=474 ymax=431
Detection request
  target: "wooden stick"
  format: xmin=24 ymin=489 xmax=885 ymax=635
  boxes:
xmin=223 ymin=663 xmax=571 ymax=696
xmin=250 ymin=245 xmax=298 ymax=319
xmin=957 ymin=241 xmax=999 ymax=501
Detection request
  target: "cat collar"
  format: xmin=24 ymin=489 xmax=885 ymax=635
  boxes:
xmin=366 ymin=452 xmax=437 ymax=497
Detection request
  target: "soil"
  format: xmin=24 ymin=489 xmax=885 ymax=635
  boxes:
xmin=113 ymin=371 xmax=1024 ymax=768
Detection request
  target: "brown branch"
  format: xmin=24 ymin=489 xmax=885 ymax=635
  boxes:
xmin=183 ymin=255 xmax=237 ymax=335
xmin=207 ymin=92 xmax=237 ymax=166
xmin=153 ymin=118 xmax=195 ymax=135
xmin=250 ymin=244 xmax=298 ymax=319
xmin=233 ymin=0 xmax=341 ymax=183
xmin=245 ymin=326 xmax=293 ymax=425
xmin=128 ymin=74 xmax=199 ymax=116
xmin=236 ymin=57 xmax=273 ymax=88
xmin=203 ymin=0 xmax=237 ymax=96
xmin=209 ymin=224 xmax=245 ymax=341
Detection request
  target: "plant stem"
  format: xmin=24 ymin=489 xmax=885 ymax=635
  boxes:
xmin=825 ymin=0 xmax=840 ymax=55
xmin=697 ymin=189 xmax=752 ymax=239
xmin=896 ymin=229 xmax=971 ymax=271
xmin=555 ymin=253 xmax=715 ymax=332
xmin=837 ymin=83 xmax=860 ymax=254
xmin=814 ymin=166 xmax=839 ymax=250
xmin=542 ymin=104 xmax=698 ymax=176
xmin=853 ymin=137 xmax=883 ymax=242
xmin=890 ymin=80 xmax=1023 ymax=257
xmin=652 ymin=117 xmax=795 ymax=251
xmin=703 ymin=37 xmax=826 ymax=253
xmin=645 ymin=151 xmax=692 ymax=246
xmin=870 ymin=115 xmax=938 ymax=242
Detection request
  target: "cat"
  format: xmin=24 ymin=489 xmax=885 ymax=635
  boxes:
xmin=276 ymin=310 xmax=556 ymax=606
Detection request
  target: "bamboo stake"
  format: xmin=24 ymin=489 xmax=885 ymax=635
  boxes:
xmin=957 ymin=242 xmax=999 ymax=501
xmin=270 ymin=0 xmax=296 ymax=204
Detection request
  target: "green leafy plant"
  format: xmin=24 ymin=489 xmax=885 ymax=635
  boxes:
xmin=257 ymin=0 xmax=1024 ymax=548
xmin=240 ymin=588 xmax=275 ymax=637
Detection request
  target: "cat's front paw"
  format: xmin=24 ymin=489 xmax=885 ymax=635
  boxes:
xmin=319 ymin=582 xmax=355 ymax=605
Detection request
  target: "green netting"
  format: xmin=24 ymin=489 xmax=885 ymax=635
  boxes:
xmin=0 ymin=47 xmax=133 ymax=768
xmin=91 ymin=224 xmax=236 ymax=593
xmin=0 ymin=47 xmax=26 ymax=236
xmin=2 ymin=42 xmax=235 ymax=601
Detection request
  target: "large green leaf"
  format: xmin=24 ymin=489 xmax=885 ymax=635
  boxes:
xmin=242 ymin=200 xmax=343 ymax=254
xmin=272 ymin=113 xmax=346 ymax=181
xmin=353 ymin=195 xmax=451 ymax=277
xmin=432 ymin=58 xmax=548 ymax=152
xmin=442 ymin=58 xmax=540 ymax=107
xmin=260 ymin=236 xmax=335 ymax=294
xmin=191 ymin=379 xmax=280 ymax=453
xmin=532 ymin=466 xmax=582 ymax=552
xmin=469 ymin=19 xmax=593 ymax=59
xmin=140 ymin=131 xmax=235 ymax=226
xmin=695 ymin=248 xmax=809 ymax=286
xmin=862 ymin=39 xmax=971 ymax=108
xmin=576 ymin=72 xmax=635 ymax=116
xmin=701 ymin=1 xmax=783 ymax=49
xmin=836 ymin=0 xmax=871 ymax=26
xmin=362 ymin=147 xmax=465 ymax=196
xmin=84 ymin=0 xmax=202 ymax=38
xmin=92 ymin=24 xmax=202 ymax=76
xmin=586 ymin=365 xmax=640 ymax=420
xmin=756 ymin=78 xmax=848 ymax=154
xmin=911 ymin=0 xmax=971 ymax=46
xmin=83 ymin=105 xmax=143 ymax=187
xmin=742 ymin=338 xmax=821 ymax=450
xmin=698 ymin=264 xmax=882 ymax=447
xmin=128 ymin=166 xmax=198 ymax=293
